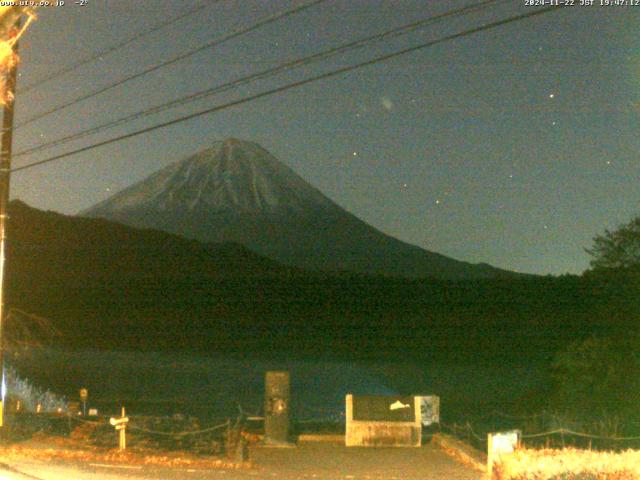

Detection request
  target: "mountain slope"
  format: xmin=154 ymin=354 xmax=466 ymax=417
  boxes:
xmin=82 ymin=138 xmax=516 ymax=279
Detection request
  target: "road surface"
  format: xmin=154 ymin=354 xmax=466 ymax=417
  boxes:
xmin=0 ymin=442 xmax=481 ymax=480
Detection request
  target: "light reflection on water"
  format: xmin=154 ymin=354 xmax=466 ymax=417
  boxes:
xmin=9 ymin=349 xmax=395 ymax=420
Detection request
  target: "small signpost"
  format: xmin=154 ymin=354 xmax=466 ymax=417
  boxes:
xmin=79 ymin=387 xmax=88 ymax=416
xmin=109 ymin=407 xmax=129 ymax=450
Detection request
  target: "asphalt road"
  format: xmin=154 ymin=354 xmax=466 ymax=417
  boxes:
xmin=0 ymin=442 xmax=482 ymax=480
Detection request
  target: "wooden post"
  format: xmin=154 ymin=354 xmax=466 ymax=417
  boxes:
xmin=119 ymin=406 xmax=126 ymax=450
xmin=110 ymin=406 xmax=129 ymax=450
xmin=225 ymin=417 xmax=231 ymax=455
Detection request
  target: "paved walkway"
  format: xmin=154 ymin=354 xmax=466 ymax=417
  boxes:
xmin=249 ymin=441 xmax=483 ymax=480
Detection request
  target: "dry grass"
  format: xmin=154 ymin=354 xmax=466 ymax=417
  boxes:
xmin=0 ymin=442 xmax=249 ymax=470
xmin=494 ymin=448 xmax=640 ymax=480
xmin=0 ymin=432 xmax=249 ymax=470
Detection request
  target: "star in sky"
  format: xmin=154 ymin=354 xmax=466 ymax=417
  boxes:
xmin=380 ymin=97 xmax=394 ymax=111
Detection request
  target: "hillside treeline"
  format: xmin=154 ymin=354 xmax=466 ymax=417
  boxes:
xmin=4 ymin=200 xmax=639 ymax=364
xmin=7 ymin=269 xmax=638 ymax=362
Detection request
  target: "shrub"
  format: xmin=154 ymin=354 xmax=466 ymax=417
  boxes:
xmin=4 ymin=366 xmax=67 ymax=412
xmin=494 ymin=448 xmax=640 ymax=480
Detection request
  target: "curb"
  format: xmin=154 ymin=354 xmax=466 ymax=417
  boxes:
xmin=431 ymin=432 xmax=487 ymax=473
xmin=0 ymin=461 xmax=46 ymax=480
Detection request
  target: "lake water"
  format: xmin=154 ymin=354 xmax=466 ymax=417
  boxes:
xmin=8 ymin=348 xmax=546 ymax=424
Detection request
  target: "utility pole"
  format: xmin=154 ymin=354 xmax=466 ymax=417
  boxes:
xmin=0 ymin=17 xmax=20 ymax=428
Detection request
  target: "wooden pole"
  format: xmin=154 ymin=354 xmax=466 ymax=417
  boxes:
xmin=0 ymin=17 xmax=20 ymax=429
xmin=119 ymin=406 xmax=126 ymax=450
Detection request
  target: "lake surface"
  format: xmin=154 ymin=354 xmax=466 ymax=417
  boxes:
xmin=8 ymin=348 xmax=547 ymax=424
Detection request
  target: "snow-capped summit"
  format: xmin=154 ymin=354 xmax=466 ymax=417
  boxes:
xmin=86 ymin=138 xmax=335 ymax=216
xmin=82 ymin=140 xmax=516 ymax=279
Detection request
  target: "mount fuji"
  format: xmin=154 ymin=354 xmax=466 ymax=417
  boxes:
xmin=82 ymin=139 xmax=515 ymax=279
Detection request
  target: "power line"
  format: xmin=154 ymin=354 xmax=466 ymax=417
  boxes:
xmin=19 ymin=1 xmax=224 ymax=95
xmin=14 ymin=0 xmax=508 ymax=159
xmin=12 ymin=5 xmax=565 ymax=174
xmin=14 ymin=0 xmax=329 ymax=129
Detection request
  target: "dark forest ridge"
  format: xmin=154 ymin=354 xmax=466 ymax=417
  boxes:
xmin=5 ymin=200 xmax=637 ymax=360
xmin=82 ymin=139 xmax=518 ymax=280
xmin=8 ymin=199 xmax=284 ymax=279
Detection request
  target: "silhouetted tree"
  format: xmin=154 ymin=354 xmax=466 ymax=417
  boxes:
xmin=586 ymin=215 xmax=640 ymax=270
xmin=551 ymin=335 xmax=640 ymax=422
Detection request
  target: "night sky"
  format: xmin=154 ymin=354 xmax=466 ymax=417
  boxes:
xmin=7 ymin=0 xmax=639 ymax=275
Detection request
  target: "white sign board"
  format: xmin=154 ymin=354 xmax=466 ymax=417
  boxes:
xmin=109 ymin=416 xmax=129 ymax=426
xmin=490 ymin=430 xmax=519 ymax=455
xmin=417 ymin=395 xmax=440 ymax=426
xmin=487 ymin=430 xmax=521 ymax=475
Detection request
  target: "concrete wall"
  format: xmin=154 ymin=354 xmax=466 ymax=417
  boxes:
xmin=345 ymin=395 xmax=421 ymax=447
